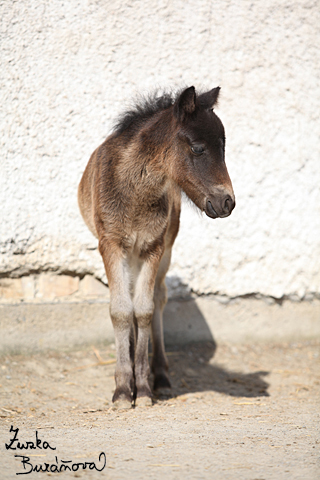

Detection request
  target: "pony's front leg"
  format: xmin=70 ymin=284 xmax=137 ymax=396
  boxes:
xmin=99 ymin=241 xmax=134 ymax=409
xmin=133 ymin=253 xmax=163 ymax=406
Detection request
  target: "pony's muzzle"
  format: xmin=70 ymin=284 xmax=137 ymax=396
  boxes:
xmin=205 ymin=193 xmax=235 ymax=219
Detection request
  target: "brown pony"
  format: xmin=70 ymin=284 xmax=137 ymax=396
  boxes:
xmin=78 ymin=86 xmax=235 ymax=408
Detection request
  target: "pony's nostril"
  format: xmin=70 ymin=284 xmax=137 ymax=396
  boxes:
xmin=223 ymin=195 xmax=235 ymax=213
xmin=206 ymin=199 xmax=218 ymax=218
xmin=224 ymin=195 xmax=232 ymax=212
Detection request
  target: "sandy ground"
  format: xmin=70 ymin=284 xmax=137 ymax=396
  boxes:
xmin=1 ymin=340 xmax=319 ymax=479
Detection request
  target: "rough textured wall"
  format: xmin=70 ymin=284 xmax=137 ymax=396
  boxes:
xmin=1 ymin=0 xmax=319 ymax=299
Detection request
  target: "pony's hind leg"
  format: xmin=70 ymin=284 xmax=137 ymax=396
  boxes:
xmin=151 ymin=248 xmax=172 ymax=393
xmin=130 ymin=319 xmax=137 ymax=400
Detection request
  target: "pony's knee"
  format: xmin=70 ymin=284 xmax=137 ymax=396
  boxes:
xmin=133 ymin=296 xmax=154 ymax=328
xmin=110 ymin=296 xmax=133 ymax=325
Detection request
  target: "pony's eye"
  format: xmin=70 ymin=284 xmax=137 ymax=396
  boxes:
xmin=191 ymin=145 xmax=205 ymax=155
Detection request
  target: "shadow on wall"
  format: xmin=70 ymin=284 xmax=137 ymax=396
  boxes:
xmin=162 ymin=296 xmax=269 ymax=398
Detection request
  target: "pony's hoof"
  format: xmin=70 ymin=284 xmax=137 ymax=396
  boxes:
xmin=112 ymin=398 xmax=132 ymax=410
xmin=135 ymin=396 xmax=153 ymax=407
xmin=112 ymin=389 xmax=132 ymax=410
xmin=155 ymin=386 xmax=171 ymax=396
xmin=153 ymin=373 xmax=171 ymax=392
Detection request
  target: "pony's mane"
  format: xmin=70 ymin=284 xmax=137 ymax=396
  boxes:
xmin=113 ymin=90 xmax=179 ymax=136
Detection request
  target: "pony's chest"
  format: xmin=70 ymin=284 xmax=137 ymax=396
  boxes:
xmin=124 ymin=220 xmax=167 ymax=255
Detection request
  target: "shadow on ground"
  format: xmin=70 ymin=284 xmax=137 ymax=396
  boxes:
xmin=159 ymin=295 xmax=270 ymax=399
xmin=155 ymin=341 xmax=270 ymax=400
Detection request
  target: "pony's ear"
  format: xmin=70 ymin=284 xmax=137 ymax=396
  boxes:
xmin=174 ymin=86 xmax=196 ymax=120
xmin=198 ymin=87 xmax=220 ymax=110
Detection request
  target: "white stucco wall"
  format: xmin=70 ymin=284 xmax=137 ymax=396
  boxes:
xmin=1 ymin=0 xmax=319 ymax=300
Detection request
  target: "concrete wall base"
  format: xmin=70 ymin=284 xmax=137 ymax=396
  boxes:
xmin=1 ymin=298 xmax=319 ymax=355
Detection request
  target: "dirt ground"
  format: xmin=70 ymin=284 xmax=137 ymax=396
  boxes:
xmin=1 ymin=340 xmax=319 ymax=479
